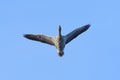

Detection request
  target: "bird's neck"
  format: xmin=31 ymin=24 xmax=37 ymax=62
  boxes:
xmin=58 ymin=30 xmax=62 ymax=37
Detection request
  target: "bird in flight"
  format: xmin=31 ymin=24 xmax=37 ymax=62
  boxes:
xmin=24 ymin=24 xmax=90 ymax=57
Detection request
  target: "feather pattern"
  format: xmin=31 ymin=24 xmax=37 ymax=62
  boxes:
xmin=65 ymin=24 xmax=90 ymax=44
xmin=24 ymin=34 xmax=54 ymax=45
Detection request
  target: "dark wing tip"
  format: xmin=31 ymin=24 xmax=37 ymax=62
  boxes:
xmin=24 ymin=34 xmax=30 ymax=38
xmin=85 ymin=24 xmax=90 ymax=28
xmin=23 ymin=34 xmax=34 ymax=40
xmin=83 ymin=24 xmax=90 ymax=31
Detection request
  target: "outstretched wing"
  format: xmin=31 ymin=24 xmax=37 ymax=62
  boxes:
xmin=65 ymin=24 xmax=90 ymax=44
xmin=24 ymin=34 xmax=55 ymax=45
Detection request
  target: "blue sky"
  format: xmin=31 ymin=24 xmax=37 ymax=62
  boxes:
xmin=0 ymin=0 xmax=120 ymax=80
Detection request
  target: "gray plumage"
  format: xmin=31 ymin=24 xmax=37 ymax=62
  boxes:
xmin=24 ymin=24 xmax=90 ymax=57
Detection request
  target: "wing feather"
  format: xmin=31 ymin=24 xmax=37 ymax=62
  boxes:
xmin=24 ymin=34 xmax=54 ymax=45
xmin=65 ymin=24 xmax=90 ymax=44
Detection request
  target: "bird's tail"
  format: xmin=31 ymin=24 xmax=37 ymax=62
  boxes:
xmin=58 ymin=51 xmax=64 ymax=57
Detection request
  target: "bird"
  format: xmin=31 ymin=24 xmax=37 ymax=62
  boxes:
xmin=24 ymin=24 xmax=90 ymax=57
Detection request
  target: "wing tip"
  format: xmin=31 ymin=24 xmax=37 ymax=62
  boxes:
xmin=86 ymin=24 xmax=91 ymax=28
xmin=23 ymin=34 xmax=29 ymax=38
xmin=23 ymin=34 xmax=33 ymax=39
xmin=83 ymin=24 xmax=90 ymax=31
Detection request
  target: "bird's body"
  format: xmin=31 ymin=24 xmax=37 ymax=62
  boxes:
xmin=24 ymin=24 xmax=90 ymax=57
xmin=54 ymin=35 xmax=65 ymax=56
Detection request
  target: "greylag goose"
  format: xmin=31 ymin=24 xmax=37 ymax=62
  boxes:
xmin=24 ymin=24 xmax=90 ymax=57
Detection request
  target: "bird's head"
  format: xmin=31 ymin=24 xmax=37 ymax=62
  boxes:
xmin=58 ymin=25 xmax=62 ymax=36
xmin=58 ymin=25 xmax=61 ymax=32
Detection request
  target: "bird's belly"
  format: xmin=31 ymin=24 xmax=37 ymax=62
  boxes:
xmin=57 ymin=41 xmax=65 ymax=50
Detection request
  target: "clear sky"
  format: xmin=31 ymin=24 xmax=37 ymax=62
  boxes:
xmin=0 ymin=0 xmax=120 ymax=80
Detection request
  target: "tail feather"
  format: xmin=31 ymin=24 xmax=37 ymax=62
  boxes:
xmin=58 ymin=52 xmax=64 ymax=57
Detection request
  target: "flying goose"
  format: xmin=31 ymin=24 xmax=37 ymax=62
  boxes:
xmin=24 ymin=24 xmax=90 ymax=57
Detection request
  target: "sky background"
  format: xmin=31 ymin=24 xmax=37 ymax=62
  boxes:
xmin=0 ymin=0 xmax=120 ymax=80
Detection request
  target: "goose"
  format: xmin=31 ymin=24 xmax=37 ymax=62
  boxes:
xmin=24 ymin=24 xmax=90 ymax=57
